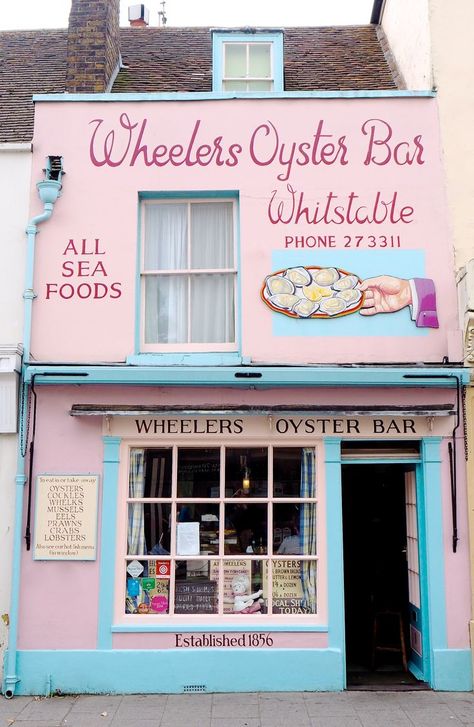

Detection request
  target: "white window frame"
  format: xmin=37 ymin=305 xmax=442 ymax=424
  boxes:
xmin=222 ymin=42 xmax=274 ymax=92
xmin=116 ymin=440 xmax=323 ymax=626
xmin=140 ymin=197 xmax=238 ymax=353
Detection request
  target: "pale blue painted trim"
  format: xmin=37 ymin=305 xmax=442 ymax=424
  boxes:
xmin=421 ymin=438 xmax=445 ymax=685
xmin=33 ymin=90 xmax=437 ymax=102
xmin=97 ymin=437 xmax=121 ymax=649
xmin=133 ymin=196 xmax=141 ymax=355
xmin=14 ymin=648 xmax=344 ymax=695
xmin=126 ymin=353 xmax=243 ymax=366
xmin=408 ymin=603 xmax=424 ymax=674
xmin=139 ymin=190 xmax=239 ymax=200
xmin=134 ymin=191 xmax=241 ymax=359
xmin=111 ymin=624 xmax=328 ymax=633
xmin=432 ymin=650 xmax=473 ymax=691
xmin=24 ymin=365 xmax=469 ymax=387
xmin=212 ymin=32 xmax=284 ymax=92
xmin=409 ymin=661 xmax=425 ymax=682
xmin=235 ymin=193 xmax=243 ymax=356
xmin=324 ymin=439 xmax=345 ymax=689
xmin=342 ymin=457 xmax=422 ymax=465
xmin=415 ymin=459 xmax=431 ymax=682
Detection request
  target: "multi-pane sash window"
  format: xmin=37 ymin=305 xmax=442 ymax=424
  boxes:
xmin=142 ymin=200 xmax=236 ymax=349
xmin=223 ymin=42 xmax=273 ymax=92
xmin=124 ymin=445 xmax=318 ymax=618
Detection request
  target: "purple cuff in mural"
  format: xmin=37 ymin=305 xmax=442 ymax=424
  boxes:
xmin=411 ymin=278 xmax=439 ymax=328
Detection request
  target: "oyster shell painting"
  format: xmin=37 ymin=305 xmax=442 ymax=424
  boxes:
xmin=261 ymin=265 xmax=364 ymax=319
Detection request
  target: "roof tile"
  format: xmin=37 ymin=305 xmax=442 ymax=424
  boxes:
xmin=0 ymin=25 xmax=398 ymax=143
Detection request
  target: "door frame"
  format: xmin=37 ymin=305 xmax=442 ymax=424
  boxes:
xmin=326 ymin=437 xmax=446 ymax=688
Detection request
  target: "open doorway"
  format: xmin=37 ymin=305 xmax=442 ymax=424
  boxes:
xmin=342 ymin=462 xmax=428 ymax=689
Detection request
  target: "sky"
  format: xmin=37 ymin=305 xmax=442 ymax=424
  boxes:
xmin=0 ymin=0 xmax=375 ymax=31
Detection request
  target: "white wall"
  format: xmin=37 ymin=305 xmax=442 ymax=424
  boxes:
xmin=0 ymin=435 xmax=18 ymax=677
xmin=0 ymin=145 xmax=31 ymax=684
xmin=381 ymin=0 xmax=432 ymax=90
xmin=429 ymin=0 xmax=474 ymax=270
xmin=382 ymin=0 xmax=474 ymax=271
xmin=0 ymin=147 xmax=31 ymax=342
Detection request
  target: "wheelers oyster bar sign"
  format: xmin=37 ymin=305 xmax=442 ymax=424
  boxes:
xmin=108 ymin=415 xmax=453 ymax=438
xmin=30 ymin=98 xmax=457 ymax=367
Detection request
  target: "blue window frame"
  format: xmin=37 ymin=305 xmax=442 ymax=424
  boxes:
xmin=129 ymin=191 xmax=242 ymax=366
xmin=212 ymin=31 xmax=284 ymax=93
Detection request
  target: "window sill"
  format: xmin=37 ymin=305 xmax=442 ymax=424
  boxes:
xmin=127 ymin=352 xmax=244 ymax=366
xmin=112 ymin=623 xmax=328 ymax=633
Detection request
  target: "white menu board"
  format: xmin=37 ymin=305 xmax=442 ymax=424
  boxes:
xmin=34 ymin=474 xmax=99 ymax=560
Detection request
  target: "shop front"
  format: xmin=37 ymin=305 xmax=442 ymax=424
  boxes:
xmin=6 ymin=375 xmax=470 ymax=694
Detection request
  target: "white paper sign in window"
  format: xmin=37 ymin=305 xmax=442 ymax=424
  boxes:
xmin=176 ymin=521 xmax=200 ymax=555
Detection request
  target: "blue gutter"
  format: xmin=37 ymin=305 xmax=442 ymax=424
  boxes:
xmin=32 ymin=90 xmax=436 ymax=103
xmin=24 ymin=365 xmax=469 ymax=387
xmin=3 ymin=179 xmax=62 ymax=699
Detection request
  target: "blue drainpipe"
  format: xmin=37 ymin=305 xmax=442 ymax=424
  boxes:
xmin=3 ymin=163 xmax=63 ymax=698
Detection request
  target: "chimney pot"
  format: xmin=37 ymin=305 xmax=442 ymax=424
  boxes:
xmin=128 ymin=4 xmax=150 ymax=27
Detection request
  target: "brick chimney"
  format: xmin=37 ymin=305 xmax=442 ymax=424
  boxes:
xmin=66 ymin=0 xmax=121 ymax=93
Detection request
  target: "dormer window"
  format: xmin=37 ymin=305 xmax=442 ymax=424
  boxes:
xmin=223 ymin=42 xmax=272 ymax=91
xmin=213 ymin=31 xmax=284 ymax=93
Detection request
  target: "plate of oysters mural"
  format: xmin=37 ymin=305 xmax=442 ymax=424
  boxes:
xmin=261 ymin=266 xmax=364 ymax=319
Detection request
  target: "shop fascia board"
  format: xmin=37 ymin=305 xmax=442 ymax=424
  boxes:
xmin=23 ymin=365 xmax=470 ymax=387
xmin=69 ymin=404 xmax=454 ymax=417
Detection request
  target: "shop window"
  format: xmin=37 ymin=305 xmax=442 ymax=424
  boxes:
xmin=212 ymin=32 xmax=284 ymax=93
xmin=124 ymin=446 xmax=318 ymax=618
xmin=140 ymin=198 xmax=237 ymax=351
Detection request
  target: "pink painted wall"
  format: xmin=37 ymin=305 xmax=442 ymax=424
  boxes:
xmin=112 ymin=631 xmax=328 ymax=650
xmin=441 ymin=439 xmax=472 ymax=648
xmin=29 ymin=98 xmax=459 ymax=364
xmin=17 ymin=386 xmax=470 ymax=650
xmin=18 ymin=389 xmax=103 ymax=649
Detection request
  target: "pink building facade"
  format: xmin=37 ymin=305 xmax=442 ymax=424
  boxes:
xmin=3 ymin=93 xmax=471 ymax=695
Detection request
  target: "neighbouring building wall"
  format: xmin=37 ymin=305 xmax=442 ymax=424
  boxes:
xmin=429 ymin=0 xmax=474 ymax=271
xmin=425 ymin=0 xmax=474 ymax=686
xmin=0 ymin=147 xmax=31 ymax=341
xmin=0 ymin=145 xmax=31 ymax=682
xmin=466 ymin=389 xmax=474 ymax=650
xmin=382 ymin=0 xmax=474 ymax=270
xmin=0 ymin=436 xmax=17 ymax=674
xmin=380 ymin=0 xmax=432 ymax=90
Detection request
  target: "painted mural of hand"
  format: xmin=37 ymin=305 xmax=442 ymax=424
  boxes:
xmin=358 ymin=276 xmax=412 ymax=316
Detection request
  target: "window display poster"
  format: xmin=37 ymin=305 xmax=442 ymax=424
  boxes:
xmin=126 ymin=577 xmax=170 ymax=614
xmin=210 ymin=560 xmax=253 ymax=612
xmin=264 ymin=560 xmax=309 ymax=614
xmin=34 ymin=474 xmax=99 ymax=560
xmin=174 ymin=580 xmax=217 ymax=614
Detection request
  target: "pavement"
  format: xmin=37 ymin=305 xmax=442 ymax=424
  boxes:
xmin=1 ymin=690 xmax=474 ymax=727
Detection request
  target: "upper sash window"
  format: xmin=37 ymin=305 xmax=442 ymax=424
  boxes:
xmin=213 ymin=32 xmax=284 ymax=93
xmin=140 ymin=198 xmax=237 ymax=352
